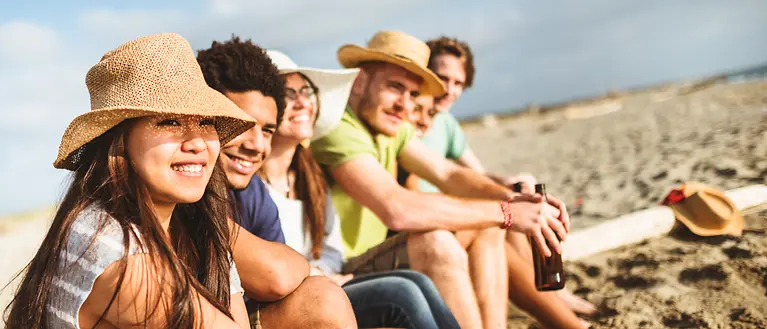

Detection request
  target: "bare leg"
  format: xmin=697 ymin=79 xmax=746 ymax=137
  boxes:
xmin=505 ymin=231 xmax=597 ymax=316
xmin=505 ymin=242 xmax=588 ymax=329
xmin=462 ymin=228 xmax=509 ymax=329
xmin=409 ymin=230 xmax=484 ymax=329
xmin=257 ymin=276 xmax=357 ymax=329
xmin=506 ymin=230 xmax=533 ymax=263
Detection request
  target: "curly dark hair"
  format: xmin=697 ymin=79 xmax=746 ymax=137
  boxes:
xmin=426 ymin=37 xmax=475 ymax=89
xmin=197 ymin=35 xmax=286 ymax=125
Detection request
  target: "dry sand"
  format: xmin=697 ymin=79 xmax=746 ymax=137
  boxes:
xmin=0 ymin=209 xmax=53 ymax=322
xmin=508 ymin=209 xmax=767 ymax=329
xmin=465 ymin=81 xmax=767 ymax=231
xmin=464 ymin=81 xmax=767 ymax=328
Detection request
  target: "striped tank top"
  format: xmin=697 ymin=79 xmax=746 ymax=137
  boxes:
xmin=45 ymin=205 xmax=244 ymax=328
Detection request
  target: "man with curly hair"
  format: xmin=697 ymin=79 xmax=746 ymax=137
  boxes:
xmin=197 ymin=35 xmax=357 ymax=329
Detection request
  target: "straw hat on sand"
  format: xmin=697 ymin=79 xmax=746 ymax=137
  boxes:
xmin=662 ymin=182 xmax=744 ymax=236
xmin=54 ymin=33 xmax=257 ymax=171
xmin=337 ymin=30 xmax=446 ymax=97
xmin=266 ymin=50 xmax=359 ymax=141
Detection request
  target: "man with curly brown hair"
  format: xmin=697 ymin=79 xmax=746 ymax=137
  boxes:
xmin=197 ymin=35 xmax=357 ymax=329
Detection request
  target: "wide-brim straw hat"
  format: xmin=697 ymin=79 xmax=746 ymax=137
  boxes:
xmin=266 ymin=50 xmax=359 ymax=141
xmin=662 ymin=182 xmax=744 ymax=236
xmin=337 ymin=30 xmax=446 ymax=97
xmin=54 ymin=33 xmax=257 ymax=171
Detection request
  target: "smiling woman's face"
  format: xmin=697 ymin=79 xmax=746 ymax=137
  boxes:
xmin=276 ymin=73 xmax=317 ymax=142
xmin=125 ymin=115 xmax=221 ymax=205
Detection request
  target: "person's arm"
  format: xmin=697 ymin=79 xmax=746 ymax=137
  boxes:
xmin=229 ymin=220 xmax=310 ymax=302
xmin=401 ymin=139 xmax=512 ymax=200
xmin=403 ymin=172 xmax=421 ymax=191
xmin=81 ymin=254 xmax=245 ymax=329
xmin=228 ymin=255 xmax=250 ymax=327
xmin=455 ymin=147 xmax=487 ymax=174
xmin=457 ymin=146 xmax=537 ymax=192
xmin=331 ymin=154 xmax=506 ymax=233
xmin=230 ymin=293 xmax=249 ymax=328
xmin=331 ymin=153 xmax=568 ymax=257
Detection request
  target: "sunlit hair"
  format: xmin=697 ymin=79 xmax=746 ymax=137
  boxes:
xmin=4 ymin=119 xmax=235 ymax=329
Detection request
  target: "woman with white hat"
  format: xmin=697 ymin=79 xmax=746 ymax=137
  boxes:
xmin=5 ymin=33 xmax=254 ymax=329
xmin=259 ymin=49 xmax=460 ymax=329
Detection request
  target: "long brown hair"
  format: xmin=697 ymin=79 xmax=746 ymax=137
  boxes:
xmin=4 ymin=119 xmax=235 ymax=329
xmin=290 ymin=73 xmax=328 ymax=260
xmin=291 ymin=144 xmax=327 ymax=260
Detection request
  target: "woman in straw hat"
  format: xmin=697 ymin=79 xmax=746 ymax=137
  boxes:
xmin=259 ymin=50 xmax=460 ymax=329
xmin=5 ymin=33 xmax=255 ymax=329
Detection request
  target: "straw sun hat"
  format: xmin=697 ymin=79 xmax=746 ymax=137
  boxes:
xmin=337 ymin=30 xmax=446 ymax=97
xmin=54 ymin=33 xmax=257 ymax=171
xmin=661 ymin=182 xmax=744 ymax=236
xmin=266 ymin=50 xmax=359 ymax=141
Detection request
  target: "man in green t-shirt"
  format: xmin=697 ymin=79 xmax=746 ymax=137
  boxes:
xmin=311 ymin=30 xmax=573 ymax=329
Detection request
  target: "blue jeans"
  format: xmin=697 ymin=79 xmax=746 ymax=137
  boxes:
xmin=342 ymin=270 xmax=460 ymax=329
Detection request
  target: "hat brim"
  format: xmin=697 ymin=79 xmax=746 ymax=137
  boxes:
xmin=670 ymin=189 xmax=745 ymax=236
xmin=337 ymin=44 xmax=446 ymax=97
xmin=279 ymin=67 xmax=360 ymax=141
xmin=54 ymin=84 xmax=256 ymax=170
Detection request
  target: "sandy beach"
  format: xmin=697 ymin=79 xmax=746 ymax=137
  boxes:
xmin=508 ymin=209 xmax=767 ymax=328
xmin=0 ymin=209 xmax=53 ymax=320
xmin=464 ymin=81 xmax=767 ymax=328
xmin=465 ymin=81 xmax=767 ymax=231
xmin=1 ymin=80 xmax=765 ymax=327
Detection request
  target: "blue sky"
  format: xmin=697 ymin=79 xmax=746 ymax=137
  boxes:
xmin=1 ymin=0 xmax=766 ymax=215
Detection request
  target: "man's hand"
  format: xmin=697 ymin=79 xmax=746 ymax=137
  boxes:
xmin=506 ymin=193 xmax=570 ymax=257
xmin=501 ymin=173 xmax=537 ymax=194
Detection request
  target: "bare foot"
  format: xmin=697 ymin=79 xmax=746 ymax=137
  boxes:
xmin=556 ymin=289 xmax=598 ymax=316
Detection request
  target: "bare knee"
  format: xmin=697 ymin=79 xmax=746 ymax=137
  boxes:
xmin=475 ymin=227 xmax=506 ymax=244
xmin=262 ymin=276 xmax=356 ymax=329
xmin=408 ymin=230 xmax=468 ymax=271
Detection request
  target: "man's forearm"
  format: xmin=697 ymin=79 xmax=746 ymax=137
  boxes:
xmin=438 ymin=166 xmax=514 ymax=201
xmin=230 ymin=224 xmax=310 ymax=301
xmin=385 ymin=191 xmax=505 ymax=232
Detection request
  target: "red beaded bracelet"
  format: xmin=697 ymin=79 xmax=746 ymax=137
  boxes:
xmin=499 ymin=200 xmax=514 ymax=229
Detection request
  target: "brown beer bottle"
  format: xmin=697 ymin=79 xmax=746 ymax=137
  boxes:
xmin=531 ymin=183 xmax=566 ymax=291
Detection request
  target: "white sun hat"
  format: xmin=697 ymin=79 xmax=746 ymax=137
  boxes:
xmin=266 ymin=50 xmax=359 ymax=141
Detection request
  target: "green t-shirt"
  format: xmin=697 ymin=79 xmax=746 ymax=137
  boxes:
xmin=311 ymin=107 xmax=416 ymax=257
xmin=418 ymin=112 xmax=468 ymax=193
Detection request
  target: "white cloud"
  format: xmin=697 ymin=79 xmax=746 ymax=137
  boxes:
xmin=0 ymin=64 xmax=89 ymax=132
xmin=78 ymin=9 xmax=187 ymax=47
xmin=0 ymin=21 xmax=60 ymax=63
xmin=76 ymin=0 xmax=438 ymax=59
xmin=209 ymin=0 xmax=296 ymax=17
